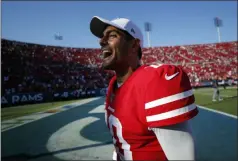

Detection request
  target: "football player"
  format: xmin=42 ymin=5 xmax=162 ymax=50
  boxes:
xmin=212 ymin=76 xmax=223 ymax=101
xmin=90 ymin=16 xmax=199 ymax=161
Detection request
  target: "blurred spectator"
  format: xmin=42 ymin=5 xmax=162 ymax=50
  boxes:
xmin=1 ymin=39 xmax=237 ymax=96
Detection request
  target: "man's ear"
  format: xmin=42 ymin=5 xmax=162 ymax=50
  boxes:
xmin=132 ymin=39 xmax=140 ymax=54
xmin=130 ymin=39 xmax=137 ymax=51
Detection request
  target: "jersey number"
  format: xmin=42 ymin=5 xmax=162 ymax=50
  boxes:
xmin=108 ymin=114 xmax=132 ymax=160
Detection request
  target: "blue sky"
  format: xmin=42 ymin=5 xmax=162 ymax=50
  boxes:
xmin=2 ymin=1 xmax=237 ymax=48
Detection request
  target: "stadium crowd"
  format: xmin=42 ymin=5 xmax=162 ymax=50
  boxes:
xmin=1 ymin=39 xmax=237 ymax=96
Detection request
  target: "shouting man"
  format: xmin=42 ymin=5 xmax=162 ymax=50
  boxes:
xmin=90 ymin=16 xmax=199 ymax=161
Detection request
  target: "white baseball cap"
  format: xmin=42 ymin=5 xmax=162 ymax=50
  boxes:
xmin=90 ymin=16 xmax=143 ymax=48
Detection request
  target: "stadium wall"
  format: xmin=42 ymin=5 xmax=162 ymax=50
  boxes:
xmin=1 ymin=80 xmax=237 ymax=107
xmin=1 ymin=88 xmax=107 ymax=107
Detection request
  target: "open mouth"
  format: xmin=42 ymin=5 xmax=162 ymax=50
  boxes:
xmin=102 ymin=51 xmax=113 ymax=59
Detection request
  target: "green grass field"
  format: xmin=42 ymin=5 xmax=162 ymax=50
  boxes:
xmin=1 ymin=99 xmax=82 ymax=121
xmin=194 ymin=87 xmax=237 ymax=116
xmin=1 ymin=87 xmax=237 ymax=121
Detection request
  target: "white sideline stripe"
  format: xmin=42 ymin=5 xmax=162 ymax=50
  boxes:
xmin=198 ymin=105 xmax=237 ymax=119
xmin=1 ymin=97 xmax=101 ymax=132
xmin=146 ymin=103 xmax=196 ymax=122
xmin=145 ymin=89 xmax=193 ymax=109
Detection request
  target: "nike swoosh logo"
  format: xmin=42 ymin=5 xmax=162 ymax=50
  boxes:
xmin=165 ymin=72 xmax=179 ymax=80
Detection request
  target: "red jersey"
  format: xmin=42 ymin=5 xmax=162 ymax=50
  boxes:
xmin=105 ymin=64 xmax=198 ymax=161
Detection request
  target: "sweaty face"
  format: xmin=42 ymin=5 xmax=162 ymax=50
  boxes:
xmin=100 ymin=26 xmax=131 ymax=70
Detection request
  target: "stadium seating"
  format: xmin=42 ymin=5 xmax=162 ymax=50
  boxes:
xmin=1 ymin=39 xmax=237 ymax=95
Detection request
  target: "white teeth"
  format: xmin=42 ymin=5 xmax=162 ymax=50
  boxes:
xmin=103 ymin=50 xmax=111 ymax=54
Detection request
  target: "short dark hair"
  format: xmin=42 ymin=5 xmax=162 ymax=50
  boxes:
xmin=138 ymin=47 xmax=142 ymax=59
xmin=123 ymin=30 xmax=142 ymax=60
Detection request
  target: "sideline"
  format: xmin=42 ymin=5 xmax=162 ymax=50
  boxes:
xmin=197 ymin=105 xmax=237 ymax=119
xmin=1 ymin=97 xmax=102 ymax=132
